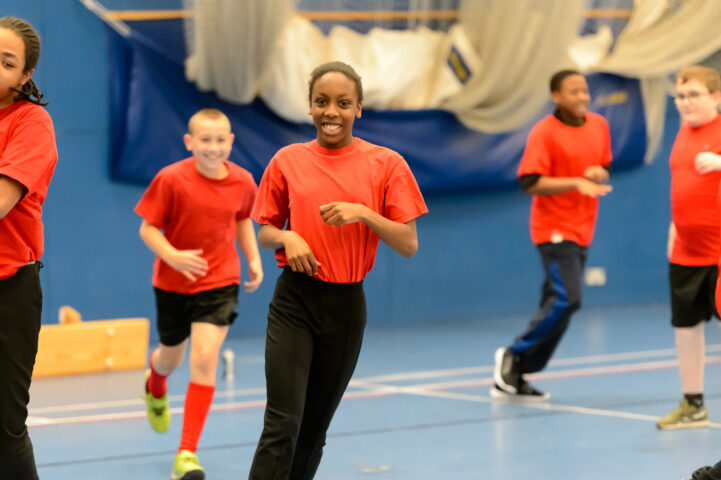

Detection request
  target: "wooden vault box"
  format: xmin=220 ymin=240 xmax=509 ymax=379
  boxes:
xmin=33 ymin=307 xmax=149 ymax=378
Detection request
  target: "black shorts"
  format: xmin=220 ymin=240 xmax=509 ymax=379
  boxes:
xmin=669 ymin=263 xmax=719 ymax=327
xmin=154 ymin=284 xmax=239 ymax=346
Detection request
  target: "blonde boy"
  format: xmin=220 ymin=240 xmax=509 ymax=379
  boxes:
xmin=135 ymin=109 xmax=262 ymax=478
xmin=658 ymin=66 xmax=721 ymax=430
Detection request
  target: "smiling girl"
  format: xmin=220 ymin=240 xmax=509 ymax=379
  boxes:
xmin=0 ymin=16 xmax=57 ymax=479
xmin=248 ymin=61 xmax=428 ymax=479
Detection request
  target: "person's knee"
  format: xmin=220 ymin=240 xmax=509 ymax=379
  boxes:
xmin=153 ymin=344 xmax=186 ymax=373
xmin=564 ymin=291 xmax=582 ymax=313
xmin=190 ymin=346 xmax=219 ymax=376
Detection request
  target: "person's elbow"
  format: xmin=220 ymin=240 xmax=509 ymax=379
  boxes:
xmin=0 ymin=204 xmax=12 ymax=220
xmin=398 ymin=237 xmax=418 ymax=258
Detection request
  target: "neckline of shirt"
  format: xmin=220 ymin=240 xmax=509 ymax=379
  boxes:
xmin=308 ymin=137 xmax=360 ymax=156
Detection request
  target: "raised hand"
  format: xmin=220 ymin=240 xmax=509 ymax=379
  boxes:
xmin=244 ymin=259 xmax=263 ymax=292
xmin=283 ymin=231 xmax=321 ymax=276
xmin=319 ymin=202 xmax=367 ymax=227
xmin=576 ymin=177 xmax=612 ymax=197
xmin=695 ymin=152 xmax=721 ymax=174
xmin=164 ymin=249 xmax=208 ymax=282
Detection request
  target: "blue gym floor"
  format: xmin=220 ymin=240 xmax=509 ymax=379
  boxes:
xmin=28 ymin=302 xmax=721 ymax=479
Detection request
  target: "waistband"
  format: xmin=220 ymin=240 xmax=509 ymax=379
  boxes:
xmin=281 ymin=266 xmax=363 ymax=292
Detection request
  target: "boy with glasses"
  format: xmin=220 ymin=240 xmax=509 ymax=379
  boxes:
xmin=657 ymin=65 xmax=721 ymax=430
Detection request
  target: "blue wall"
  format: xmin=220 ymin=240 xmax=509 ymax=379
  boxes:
xmin=5 ymin=1 xmax=674 ymax=340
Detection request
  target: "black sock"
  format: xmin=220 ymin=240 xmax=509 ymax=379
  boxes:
xmin=685 ymin=393 xmax=704 ymax=408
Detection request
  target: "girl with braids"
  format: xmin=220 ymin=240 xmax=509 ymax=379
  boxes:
xmin=0 ymin=16 xmax=57 ymax=479
xmin=248 ymin=61 xmax=427 ymax=479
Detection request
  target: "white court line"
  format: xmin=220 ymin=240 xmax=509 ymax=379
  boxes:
xmin=350 ymin=382 xmax=721 ymax=429
xmin=349 ymin=344 xmax=721 ymax=384
xmin=29 ymin=346 xmax=716 ymax=415
xmin=28 ymin=387 xmax=267 ymax=415
xmin=27 ymin=347 xmax=721 ymax=427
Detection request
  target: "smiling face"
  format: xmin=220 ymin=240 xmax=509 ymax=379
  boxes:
xmin=0 ymin=28 xmax=33 ymax=109
xmin=309 ymin=71 xmax=362 ymax=149
xmin=184 ymin=116 xmax=234 ymax=179
xmin=551 ymin=74 xmax=590 ymax=120
xmin=675 ymin=78 xmax=721 ymax=128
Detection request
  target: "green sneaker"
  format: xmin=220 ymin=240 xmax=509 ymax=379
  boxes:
xmin=143 ymin=370 xmax=170 ymax=433
xmin=656 ymin=399 xmax=709 ymax=430
xmin=172 ymin=450 xmax=205 ymax=480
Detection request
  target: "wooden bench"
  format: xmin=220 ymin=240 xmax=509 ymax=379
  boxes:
xmin=33 ymin=306 xmax=149 ymax=378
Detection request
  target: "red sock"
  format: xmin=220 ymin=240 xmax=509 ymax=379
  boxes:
xmin=178 ymin=382 xmax=215 ymax=453
xmin=147 ymin=353 xmax=168 ymax=398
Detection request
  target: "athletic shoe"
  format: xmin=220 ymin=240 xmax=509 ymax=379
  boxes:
xmin=143 ymin=370 xmax=171 ymax=433
xmin=688 ymin=465 xmax=711 ymax=480
xmin=493 ymin=347 xmax=521 ymax=394
xmin=172 ymin=450 xmax=205 ymax=480
xmin=656 ymin=399 xmax=709 ymax=430
xmin=490 ymin=379 xmax=550 ymax=402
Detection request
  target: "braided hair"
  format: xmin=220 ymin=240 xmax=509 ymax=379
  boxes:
xmin=0 ymin=16 xmax=47 ymax=106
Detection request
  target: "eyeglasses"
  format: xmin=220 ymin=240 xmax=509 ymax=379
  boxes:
xmin=674 ymin=91 xmax=711 ymax=103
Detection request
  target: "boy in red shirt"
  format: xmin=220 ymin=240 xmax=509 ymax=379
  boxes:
xmin=657 ymin=65 xmax=721 ymax=430
xmin=0 ymin=17 xmax=57 ymax=480
xmin=135 ymin=108 xmax=262 ymax=479
xmin=493 ymin=70 xmax=612 ymax=401
xmin=248 ymin=61 xmax=427 ymax=479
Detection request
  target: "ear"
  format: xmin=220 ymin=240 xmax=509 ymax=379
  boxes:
xmin=356 ymin=102 xmax=362 ymax=119
xmin=183 ymin=133 xmax=193 ymax=151
xmin=550 ymin=91 xmax=561 ymax=105
xmin=228 ymin=133 xmax=235 ymax=145
xmin=19 ymin=68 xmax=34 ymax=89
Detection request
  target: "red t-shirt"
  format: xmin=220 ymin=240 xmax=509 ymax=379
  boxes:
xmin=670 ymin=115 xmax=721 ymax=266
xmin=0 ymin=101 xmax=58 ymax=279
xmin=252 ymin=137 xmax=428 ymax=283
xmin=518 ymin=113 xmax=612 ymax=247
xmin=135 ymin=158 xmax=257 ymax=294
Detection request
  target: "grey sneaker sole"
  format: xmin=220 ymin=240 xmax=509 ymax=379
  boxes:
xmin=656 ymin=418 xmax=709 ymax=430
xmin=489 ymin=385 xmax=550 ymax=402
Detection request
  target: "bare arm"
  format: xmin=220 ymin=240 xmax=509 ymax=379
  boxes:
xmin=0 ymin=175 xmax=26 ymax=219
xmin=319 ymin=202 xmax=418 ymax=258
xmin=525 ymin=175 xmax=612 ymax=197
xmin=257 ymin=223 xmax=321 ymax=276
xmin=138 ymin=219 xmax=208 ymax=282
xmin=236 ymin=218 xmax=263 ymax=292
xmin=667 ymin=222 xmax=676 ymax=259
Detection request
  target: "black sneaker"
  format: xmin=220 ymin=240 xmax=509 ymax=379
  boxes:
xmin=490 ymin=379 xmax=550 ymax=402
xmin=689 ymin=465 xmax=711 ymax=480
xmin=492 ymin=347 xmax=521 ymax=393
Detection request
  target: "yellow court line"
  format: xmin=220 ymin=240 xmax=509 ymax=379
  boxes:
xmin=104 ymin=9 xmax=633 ymax=22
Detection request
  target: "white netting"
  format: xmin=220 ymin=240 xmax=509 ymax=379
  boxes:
xmin=181 ymin=0 xmax=721 ymax=160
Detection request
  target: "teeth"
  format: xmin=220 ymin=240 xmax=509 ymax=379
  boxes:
xmin=323 ymin=123 xmax=341 ymax=130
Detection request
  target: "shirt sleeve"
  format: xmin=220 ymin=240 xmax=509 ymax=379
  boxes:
xmin=251 ymin=156 xmax=289 ymax=229
xmin=383 ymin=154 xmax=428 ymax=223
xmin=236 ymin=172 xmax=258 ymax=221
xmin=517 ymin=123 xmax=552 ymax=177
xmin=0 ymin=110 xmax=57 ymax=195
xmin=135 ymin=171 xmax=173 ymax=229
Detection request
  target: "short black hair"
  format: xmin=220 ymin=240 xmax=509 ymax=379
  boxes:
xmin=308 ymin=61 xmax=363 ymax=104
xmin=550 ymin=69 xmax=582 ymax=92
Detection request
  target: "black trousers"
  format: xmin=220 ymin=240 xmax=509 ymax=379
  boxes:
xmin=0 ymin=263 xmax=42 ymax=480
xmin=511 ymin=241 xmax=587 ymax=374
xmin=249 ymin=268 xmax=366 ymax=480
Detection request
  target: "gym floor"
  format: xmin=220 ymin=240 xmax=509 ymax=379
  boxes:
xmin=29 ymin=302 xmax=721 ymax=479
